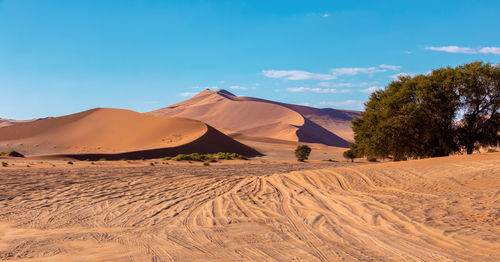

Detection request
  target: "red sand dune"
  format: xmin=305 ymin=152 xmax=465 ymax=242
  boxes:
xmin=149 ymin=89 xmax=360 ymax=147
xmin=0 ymin=108 xmax=259 ymax=160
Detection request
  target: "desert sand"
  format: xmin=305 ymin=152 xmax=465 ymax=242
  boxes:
xmin=149 ymin=89 xmax=359 ymax=147
xmin=0 ymin=108 xmax=258 ymax=160
xmin=1 ymin=153 xmax=498 ymax=261
xmin=0 ymin=119 xmax=35 ymax=128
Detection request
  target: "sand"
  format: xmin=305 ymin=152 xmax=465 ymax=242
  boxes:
xmin=0 ymin=108 xmax=259 ymax=159
xmin=149 ymin=89 xmax=359 ymax=147
xmin=1 ymin=152 xmax=498 ymax=261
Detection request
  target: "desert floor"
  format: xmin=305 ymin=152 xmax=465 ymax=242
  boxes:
xmin=0 ymin=153 xmax=499 ymax=261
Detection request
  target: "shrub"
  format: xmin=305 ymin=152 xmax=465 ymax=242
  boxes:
xmin=0 ymin=150 xmax=24 ymax=157
xmin=174 ymin=154 xmax=188 ymax=161
xmin=367 ymin=156 xmax=377 ymax=162
xmin=150 ymin=162 xmax=155 ymax=166
xmin=295 ymin=145 xmax=311 ymax=162
xmin=98 ymin=158 xmax=106 ymax=161
xmin=1 ymin=162 xmax=7 ymax=167
xmin=216 ymin=152 xmax=232 ymax=160
xmin=203 ymin=161 xmax=210 ymax=166
xmin=237 ymin=154 xmax=248 ymax=160
xmin=487 ymin=148 xmax=498 ymax=153
xmin=163 ymin=156 xmax=172 ymax=160
xmin=343 ymin=150 xmax=356 ymax=162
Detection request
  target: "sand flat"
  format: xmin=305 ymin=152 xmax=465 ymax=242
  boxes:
xmin=0 ymin=154 xmax=499 ymax=261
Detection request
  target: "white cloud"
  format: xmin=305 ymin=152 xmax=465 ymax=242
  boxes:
xmin=319 ymin=81 xmax=377 ymax=88
xmin=263 ymin=64 xmax=400 ymax=81
xmin=425 ymin=45 xmax=500 ymax=55
xmin=262 ymin=70 xmax=336 ymax=80
xmin=479 ymin=47 xmax=500 ymax=55
xmin=286 ymin=87 xmax=351 ymax=93
xmin=319 ymin=100 xmax=365 ymax=108
xmin=228 ymin=85 xmax=248 ymax=90
xmin=405 ymin=50 xmax=412 ymax=55
xmin=379 ymin=64 xmax=402 ymax=71
xmin=390 ymin=73 xmax=413 ymax=80
xmin=360 ymin=86 xmax=384 ymax=93
xmin=318 ymin=82 xmax=353 ymax=88
xmin=323 ymin=14 xmax=329 ymax=17
xmin=330 ymin=64 xmax=400 ymax=76
xmin=179 ymin=92 xmax=197 ymax=97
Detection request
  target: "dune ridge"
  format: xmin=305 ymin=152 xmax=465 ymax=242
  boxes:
xmin=148 ymin=89 xmax=359 ymax=147
xmin=0 ymin=108 xmax=259 ymax=159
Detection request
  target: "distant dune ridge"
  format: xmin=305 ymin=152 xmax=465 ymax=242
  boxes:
xmin=149 ymin=89 xmax=360 ymax=147
xmin=0 ymin=108 xmax=259 ymax=159
xmin=0 ymin=118 xmax=35 ymax=128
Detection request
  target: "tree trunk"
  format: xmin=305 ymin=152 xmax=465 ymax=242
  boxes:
xmin=351 ymin=158 xmax=354 ymax=163
xmin=466 ymin=146 xmax=474 ymax=154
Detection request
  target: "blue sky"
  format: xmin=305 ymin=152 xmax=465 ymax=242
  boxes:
xmin=1 ymin=0 xmax=499 ymax=119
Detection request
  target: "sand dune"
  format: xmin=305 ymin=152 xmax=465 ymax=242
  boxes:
xmin=0 ymin=108 xmax=259 ymax=159
xmin=0 ymin=118 xmax=34 ymax=128
xmin=149 ymin=89 xmax=359 ymax=147
xmin=0 ymin=153 xmax=498 ymax=261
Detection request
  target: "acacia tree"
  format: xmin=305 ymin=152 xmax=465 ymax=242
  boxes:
xmin=294 ymin=145 xmax=311 ymax=162
xmin=455 ymin=62 xmax=500 ymax=154
xmin=351 ymin=62 xmax=499 ymax=159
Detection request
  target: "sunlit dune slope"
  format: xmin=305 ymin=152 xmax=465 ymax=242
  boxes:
xmin=148 ymin=89 xmax=359 ymax=147
xmin=0 ymin=108 xmax=259 ymax=159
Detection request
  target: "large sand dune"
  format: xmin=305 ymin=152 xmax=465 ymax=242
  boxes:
xmin=0 ymin=153 xmax=498 ymax=261
xmin=149 ymin=89 xmax=359 ymax=147
xmin=0 ymin=108 xmax=259 ymax=159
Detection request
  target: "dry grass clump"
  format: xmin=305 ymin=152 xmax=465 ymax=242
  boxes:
xmin=169 ymin=152 xmax=248 ymax=162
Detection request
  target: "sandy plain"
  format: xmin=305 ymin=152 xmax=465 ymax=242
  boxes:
xmin=0 ymin=152 xmax=499 ymax=261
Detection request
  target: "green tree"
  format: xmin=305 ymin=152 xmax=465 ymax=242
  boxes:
xmin=342 ymin=149 xmax=356 ymax=162
xmin=351 ymin=62 xmax=499 ymax=159
xmin=455 ymin=62 xmax=500 ymax=154
xmin=294 ymin=145 xmax=311 ymax=162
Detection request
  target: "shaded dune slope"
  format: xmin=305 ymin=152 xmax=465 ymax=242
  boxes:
xmin=0 ymin=108 xmax=259 ymax=159
xmin=149 ymin=89 xmax=358 ymax=147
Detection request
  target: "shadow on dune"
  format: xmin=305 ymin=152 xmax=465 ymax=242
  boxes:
xmin=295 ymin=118 xmax=350 ymax=148
xmin=52 ymin=126 xmax=261 ymax=161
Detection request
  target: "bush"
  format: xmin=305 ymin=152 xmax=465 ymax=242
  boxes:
xmin=163 ymin=156 xmax=172 ymax=160
xmin=237 ymin=154 xmax=248 ymax=160
xmin=174 ymin=154 xmax=189 ymax=161
xmin=367 ymin=156 xmax=377 ymax=162
xmin=0 ymin=150 xmax=24 ymax=157
xmin=98 ymin=158 xmax=106 ymax=161
xmin=150 ymin=162 xmax=155 ymax=166
xmin=203 ymin=161 xmax=210 ymax=166
xmin=1 ymin=162 xmax=7 ymax=167
xmin=343 ymin=150 xmax=356 ymax=162
xmin=295 ymin=145 xmax=311 ymax=162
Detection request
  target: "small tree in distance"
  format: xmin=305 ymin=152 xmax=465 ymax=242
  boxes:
xmin=343 ymin=149 xmax=356 ymax=162
xmin=295 ymin=145 xmax=311 ymax=162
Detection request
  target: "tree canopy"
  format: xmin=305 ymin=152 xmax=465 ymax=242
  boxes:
xmin=351 ymin=62 xmax=499 ymax=159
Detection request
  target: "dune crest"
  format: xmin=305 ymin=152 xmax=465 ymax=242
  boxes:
xmin=0 ymin=108 xmax=259 ymax=159
xmin=149 ymin=89 xmax=359 ymax=147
